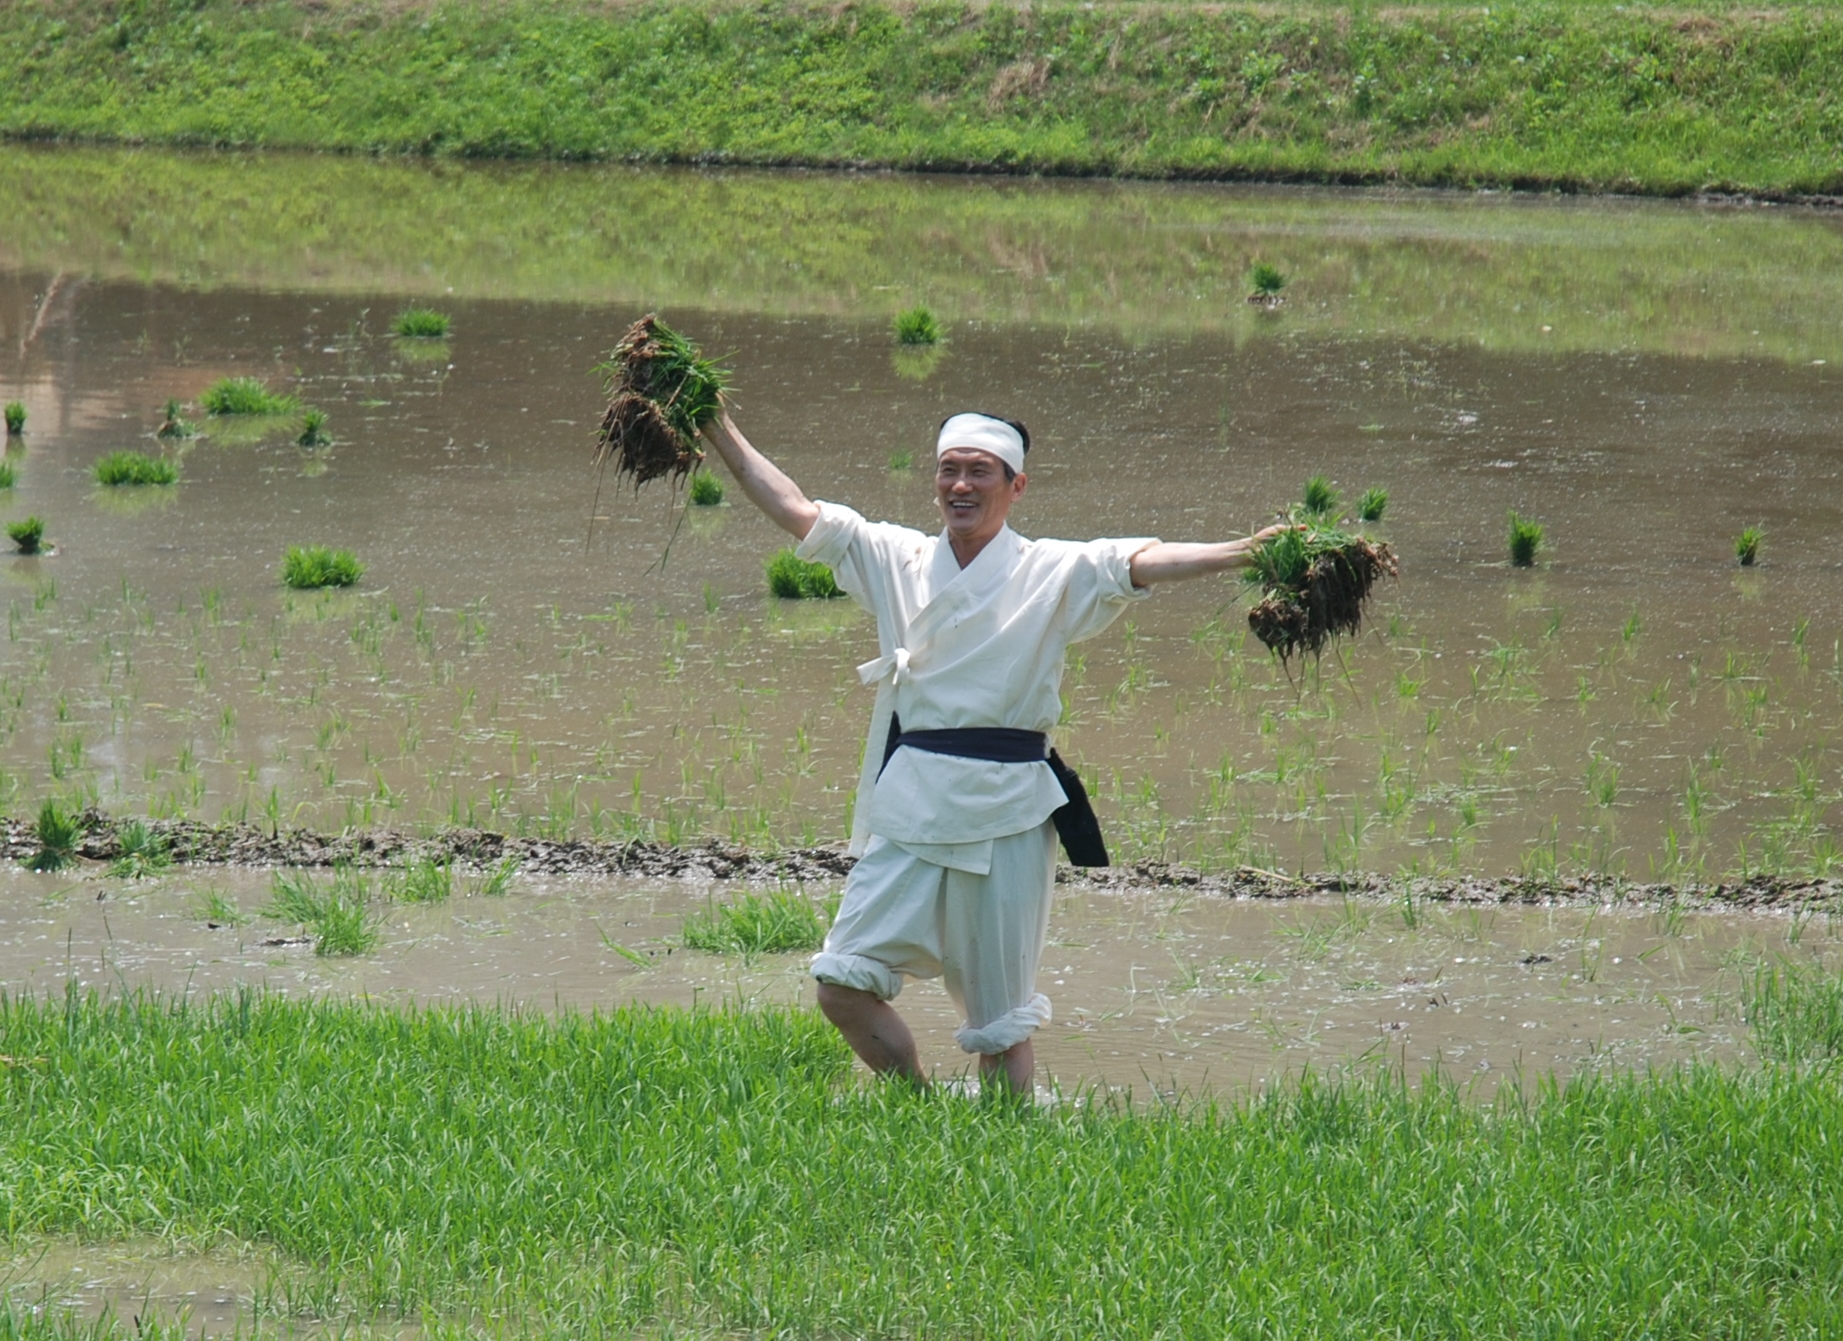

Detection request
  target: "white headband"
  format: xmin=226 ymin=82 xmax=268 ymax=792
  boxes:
xmin=936 ymin=413 xmax=1026 ymax=476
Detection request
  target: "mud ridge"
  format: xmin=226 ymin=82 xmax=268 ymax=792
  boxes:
xmin=6 ymin=812 xmax=1840 ymax=911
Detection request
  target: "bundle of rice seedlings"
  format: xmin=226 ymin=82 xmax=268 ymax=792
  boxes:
xmin=766 ymin=548 xmax=843 ymax=600
xmin=94 ymin=450 xmax=178 ymax=486
xmin=7 ymin=517 xmax=44 ymax=555
xmin=593 ymin=314 xmax=729 ymax=492
xmin=1245 ymin=522 xmax=1396 ymax=664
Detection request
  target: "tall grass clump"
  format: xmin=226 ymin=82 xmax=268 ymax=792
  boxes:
xmin=385 ymin=857 xmax=453 ymax=904
xmin=766 ymin=548 xmax=843 ymax=599
xmin=297 ymin=408 xmax=332 ymax=447
xmin=3 ymin=402 xmax=24 ymax=435
xmin=1735 ymin=525 xmax=1764 ymax=567
xmin=93 ymin=450 xmax=178 ymax=486
xmin=1358 ymin=486 xmax=1389 ymax=522
xmin=107 ymin=820 xmax=172 ymax=878
xmin=282 ymin=545 xmax=363 ymax=589
xmin=7 ymin=516 xmax=45 ymax=554
xmin=1508 ymin=511 xmax=1544 ymax=567
xmin=6 ymin=997 xmax=1843 ymax=1336
xmin=201 ymin=377 xmax=300 ymax=417
xmin=28 ymin=798 xmax=80 ymax=871
xmin=688 ymin=470 xmax=724 ymax=506
xmin=393 ymin=308 xmax=451 ymax=339
xmin=1744 ymin=957 xmax=1843 ymax=1065
xmin=894 ymin=306 xmax=941 ymax=346
xmin=682 ymin=889 xmax=833 ymax=954
xmin=1301 ymin=474 xmax=1339 ymax=519
xmin=263 ymin=867 xmax=379 ymax=956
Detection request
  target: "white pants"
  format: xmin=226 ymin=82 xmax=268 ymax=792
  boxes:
xmin=811 ymin=822 xmax=1057 ymax=1055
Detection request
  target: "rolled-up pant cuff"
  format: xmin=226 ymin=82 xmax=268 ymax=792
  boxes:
xmin=812 ymin=951 xmax=903 ymax=1001
xmin=955 ymin=993 xmax=1052 ymax=1056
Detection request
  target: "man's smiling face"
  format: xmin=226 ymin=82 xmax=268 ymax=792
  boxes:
xmin=935 ymin=448 xmax=1026 ymax=554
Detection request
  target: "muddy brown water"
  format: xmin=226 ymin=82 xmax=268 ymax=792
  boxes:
xmin=3 ymin=148 xmax=1843 ymax=1110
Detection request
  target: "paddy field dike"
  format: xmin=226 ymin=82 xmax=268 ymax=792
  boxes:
xmin=3 ymin=0 xmax=1843 ymax=197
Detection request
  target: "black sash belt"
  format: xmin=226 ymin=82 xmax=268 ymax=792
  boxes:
xmin=879 ymin=715 xmax=1110 ymax=867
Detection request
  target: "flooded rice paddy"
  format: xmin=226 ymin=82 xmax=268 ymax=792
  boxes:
xmin=3 ymin=145 xmax=1843 ymax=1096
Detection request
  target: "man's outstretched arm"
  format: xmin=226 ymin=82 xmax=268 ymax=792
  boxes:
xmin=1128 ymin=525 xmax=1295 ymax=588
xmin=700 ymin=411 xmax=820 ymax=540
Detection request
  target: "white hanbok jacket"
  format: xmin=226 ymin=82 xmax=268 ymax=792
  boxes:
xmin=796 ymin=501 xmax=1155 ymax=870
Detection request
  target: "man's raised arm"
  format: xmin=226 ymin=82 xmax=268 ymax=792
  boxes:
xmin=1128 ymin=525 xmax=1295 ymax=588
xmin=701 ymin=411 xmax=821 ymax=540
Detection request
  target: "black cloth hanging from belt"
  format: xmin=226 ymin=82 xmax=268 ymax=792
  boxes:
xmin=878 ymin=714 xmax=1110 ymax=867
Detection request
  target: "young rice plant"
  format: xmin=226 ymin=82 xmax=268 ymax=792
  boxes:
xmin=1735 ymin=526 xmax=1764 ymax=567
xmin=1508 ymin=511 xmax=1544 ymax=567
xmin=1358 ymin=486 xmax=1389 ymax=522
xmin=766 ymin=549 xmax=843 ymax=600
xmin=394 ymin=308 xmax=452 ymax=339
xmin=7 ymin=516 xmax=45 ymax=554
xmin=282 ymin=545 xmax=363 ymax=589
xmin=297 ymin=408 xmax=332 ymax=447
xmin=3 ymin=400 xmax=24 ymax=435
xmin=894 ymin=306 xmax=942 ymax=346
xmin=682 ymin=889 xmax=833 ymax=954
xmin=93 ymin=450 xmax=178 ymax=486
xmin=29 ymin=798 xmax=80 ymax=871
xmin=201 ymin=376 xmax=300 ymax=417
xmin=688 ymin=470 xmax=725 ymax=506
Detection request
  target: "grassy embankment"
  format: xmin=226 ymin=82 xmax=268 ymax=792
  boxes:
xmin=3 ymin=984 xmax=1843 ymax=1338
xmin=3 ymin=0 xmax=1843 ymax=197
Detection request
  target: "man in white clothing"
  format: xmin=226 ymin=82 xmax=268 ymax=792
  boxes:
xmin=701 ymin=409 xmax=1288 ymax=1094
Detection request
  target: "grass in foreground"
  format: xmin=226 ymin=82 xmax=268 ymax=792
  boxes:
xmin=2 ymin=991 xmax=1842 ymax=1338
xmin=281 ymin=545 xmax=362 ymax=589
xmin=766 ymin=548 xmax=843 ymax=600
xmin=682 ymin=889 xmax=833 ymax=954
xmin=93 ymin=450 xmax=177 ymax=486
xmin=200 ymin=376 xmax=299 ymax=418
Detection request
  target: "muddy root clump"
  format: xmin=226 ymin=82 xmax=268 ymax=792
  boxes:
xmin=593 ymin=314 xmax=728 ymax=491
xmin=1247 ymin=533 xmax=1397 ymax=663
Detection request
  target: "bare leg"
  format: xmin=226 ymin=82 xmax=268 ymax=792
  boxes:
xmin=816 ymin=982 xmax=926 ymax=1086
xmin=978 ymin=1038 xmax=1035 ymax=1097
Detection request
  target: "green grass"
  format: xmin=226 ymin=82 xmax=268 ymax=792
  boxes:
xmin=28 ymin=798 xmax=79 ymax=872
xmin=155 ymin=397 xmax=197 ymax=439
xmin=894 ymin=305 xmax=941 ymax=346
xmin=262 ymin=867 xmax=380 ymax=956
xmin=6 ymin=516 xmax=44 ymax=555
xmin=393 ymin=307 xmax=451 ymax=339
xmin=3 ymin=993 xmax=1843 ymax=1337
xmin=296 ymin=407 xmax=331 ymax=447
xmin=384 ymin=857 xmax=453 ymax=904
xmin=688 ymin=469 xmax=724 ymax=506
xmin=106 ymin=819 xmax=171 ymax=878
xmin=1736 ymin=525 xmax=1765 ymax=566
xmin=200 ymin=376 xmax=300 ymax=417
xmin=1743 ymin=957 xmax=1843 ymax=1066
xmin=1250 ymin=263 xmax=1287 ymax=297
xmin=1357 ymin=486 xmax=1389 ymax=523
xmin=3 ymin=401 xmax=23 ymax=435
xmin=7 ymin=0 xmax=1843 ymax=200
xmin=281 ymin=545 xmax=362 ymax=589
xmin=682 ymin=889 xmax=833 ymax=954
xmin=93 ymin=450 xmax=178 ymax=486
xmin=1508 ymin=510 xmax=1545 ymax=567
xmin=1301 ymin=474 xmax=1339 ymax=519
xmin=766 ymin=548 xmax=843 ymax=600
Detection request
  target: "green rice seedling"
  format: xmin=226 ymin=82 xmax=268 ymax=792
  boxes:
xmin=1508 ymin=511 xmax=1544 ymax=567
xmin=200 ymin=376 xmax=300 ymax=417
xmin=470 ymin=855 xmax=521 ymax=897
xmin=192 ymin=886 xmax=248 ymax=926
xmin=688 ymin=469 xmax=724 ymax=506
xmin=386 ymin=856 xmax=453 ymax=904
xmin=894 ymin=305 xmax=941 ymax=346
xmin=29 ymin=798 xmax=80 ymax=871
xmin=888 ymin=448 xmax=913 ymax=471
xmin=1735 ymin=526 xmax=1764 ymax=566
xmin=1744 ymin=956 xmax=1843 ymax=1064
xmin=106 ymin=819 xmax=171 ymax=877
xmin=7 ymin=516 xmax=44 ymax=554
xmin=263 ymin=866 xmax=379 ymax=956
xmin=1301 ymin=475 xmax=1339 ymax=519
xmin=93 ymin=450 xmax=178 ymax=486
xmin=282 ymin=545 xmax=363 ymax=589
xmin=0 ymin=460 xmax=14 ymax=489
xmin=393 ymin=307 xmax=452 ymax=339
xmin=1248 ymin=263 xmax=1288 ymax=306
xmin=3 ymin=401 xmax=24 ymax=435
xmin=297 ymin=407 xmax=332 ymax=447
xmin=594 ymin=314 xmax=729 ymax=490
xmin=766 ymin=548 xmax=844 ymax=599
xmin=682 ymin=888 xmax=831 ymax=954
xmin=155 ymin=398 xmax=198 ymax=439
xmin=1357 ymin=486 xmax=1389 ymax=522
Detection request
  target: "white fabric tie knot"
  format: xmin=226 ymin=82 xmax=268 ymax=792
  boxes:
xmin=857 ymin=646 xmax=911 ymax=687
